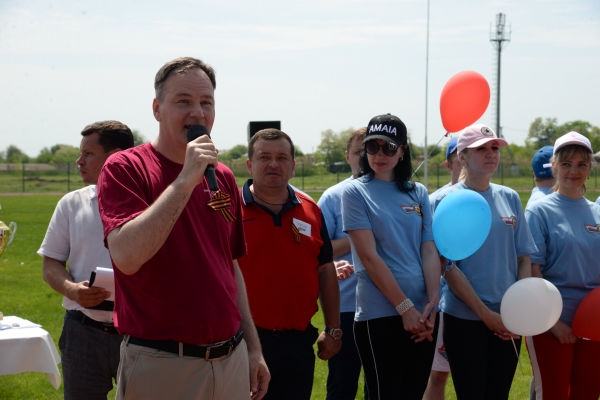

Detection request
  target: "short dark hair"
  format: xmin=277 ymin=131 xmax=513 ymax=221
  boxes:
xmin=81 ymin=121 xmax=134 ymax=152
xmin=346 ymin=127 xmax=366 ymax=153
xmin=154 ymin=57 xmax=216 ymax=101
xmin=248 ymin=129 xmax=295 ymax=161
xmin=534 ymin=176 xmax=554 ymax=183
xmin=447 ymin=151 xmax=458 ymax=165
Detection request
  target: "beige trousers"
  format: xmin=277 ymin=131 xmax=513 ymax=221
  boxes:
xmin=116 ymin=338 xmax=249 ymax=400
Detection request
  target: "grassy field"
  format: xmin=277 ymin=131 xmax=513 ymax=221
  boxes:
xmin=2 ymin=187 xmax=600 ymax=399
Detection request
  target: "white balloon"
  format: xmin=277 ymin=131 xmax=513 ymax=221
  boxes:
xmin=500 ymin=277 xmax=563 ymax=336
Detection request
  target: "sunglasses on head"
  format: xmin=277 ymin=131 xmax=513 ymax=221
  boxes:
xmin=365 ymin=140 xmax=399 ymax=157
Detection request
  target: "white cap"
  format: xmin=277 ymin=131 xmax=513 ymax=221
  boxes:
xmin=553 ymin=131 xmax=592 ymax=154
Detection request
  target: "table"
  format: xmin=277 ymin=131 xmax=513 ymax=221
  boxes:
xmin=0 ymin=316 xmax=61 ymax=389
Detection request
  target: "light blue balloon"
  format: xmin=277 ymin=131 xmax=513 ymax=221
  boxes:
xmin=433 ymin=189 xmax=491 ymax=260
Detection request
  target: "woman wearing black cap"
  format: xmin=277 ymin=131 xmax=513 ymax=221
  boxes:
xmin=342 ymin=114 xmax=440 ymax=399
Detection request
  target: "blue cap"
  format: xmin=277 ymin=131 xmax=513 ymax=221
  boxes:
xmin=532 ymin=146 xmax=554 ymax=178
xmin=445 ymin=138 xmax=458 ymax=160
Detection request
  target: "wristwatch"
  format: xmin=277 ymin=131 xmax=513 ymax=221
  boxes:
xmin=324 ymin=326 xmax=343 ymax=340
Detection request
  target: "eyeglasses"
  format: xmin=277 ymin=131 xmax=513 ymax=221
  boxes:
xmin=365 ymin=141 xmax=399 ymax=157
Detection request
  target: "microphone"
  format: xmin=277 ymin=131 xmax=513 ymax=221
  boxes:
xmin=186 ymin=124 xmax=219 ymax=191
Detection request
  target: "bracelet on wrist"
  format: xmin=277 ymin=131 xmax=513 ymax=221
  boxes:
xmin=395 ymin=298 xmax=414 ymax=316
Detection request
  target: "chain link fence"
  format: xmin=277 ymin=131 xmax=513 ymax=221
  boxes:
xmin=0 ymin=164 xmax=85 ymax=193
xmin=2 ymin=161 xmax=600 ymax=194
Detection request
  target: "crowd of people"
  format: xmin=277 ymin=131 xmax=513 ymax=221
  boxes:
xmin=37 ymin=56 xmax=600 ymax=400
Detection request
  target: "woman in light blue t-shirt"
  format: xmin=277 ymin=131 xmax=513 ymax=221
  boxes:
xmin=525 ymin=132 xmax=600 ymax=400
xmin=342 ymin=114 xmax=440 ymax=399
xmin=431 ymin=124 xmax=536 ymax=400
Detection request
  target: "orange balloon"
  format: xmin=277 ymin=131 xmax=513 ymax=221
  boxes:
xmin=572 ymin=286 xmax=600 ymax=341
xmin=440 ymin=71 xmax=491 ymax=133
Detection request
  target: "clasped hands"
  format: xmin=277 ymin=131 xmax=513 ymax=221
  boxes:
xmin=402 ymin=302 xmax=437 ymax=343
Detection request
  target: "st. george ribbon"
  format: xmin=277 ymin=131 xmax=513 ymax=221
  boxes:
xmin=186 ymin=124 xmax=219 ymax=192
xmin=186 ymin=124 xmax=235 ymax=222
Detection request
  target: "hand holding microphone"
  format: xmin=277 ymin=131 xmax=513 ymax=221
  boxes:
xmin=186 ymin=124 xmax=219 ymax=191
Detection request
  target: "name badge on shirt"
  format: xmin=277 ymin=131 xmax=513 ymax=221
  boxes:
xmin=293 ymin=218 xmax=312 ymax=237
xmin=584 ymin=223 xmax=600 ymax=233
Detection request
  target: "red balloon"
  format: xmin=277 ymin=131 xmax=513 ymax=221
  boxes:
xmin=440 ymin=71 xmax=491 ymax=133
xmin=572 ymin=287 xmax=600 ymax=341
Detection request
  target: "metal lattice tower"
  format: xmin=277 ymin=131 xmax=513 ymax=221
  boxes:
xmin=490 ymin=13 xmax=511 ymax=181
xmin=490 ymin=13 xmax=511 ymax=138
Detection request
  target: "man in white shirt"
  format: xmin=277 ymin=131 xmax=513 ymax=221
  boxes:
xmin=38 ymin=121 xmax=134 ymax=399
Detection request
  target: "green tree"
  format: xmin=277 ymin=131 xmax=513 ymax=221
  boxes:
xmin=314 ymin=128 xmax=354 ymax=166
xmin=52 ymin=145 xmax=80 ymax=166
xmin=50 ymin=144 xmax=65 ymax=154
xmin=35 ymin=144 xmax=76 ymax=164
xmin=5 ymin=145 xmax=29 ymax=163
xmin=560 ymin=120 xmax=600 ymax=152
xmin=425 ymin=144 xmax=441 ymax=159
xmin=132 ymin=130 xmax=147 ymax=147
xmin=526 ymin=117 xmax=558 ymax=148
xmin=35 ymin=147 xmax=54 ymax=163
xmin=407 ymin=131 xmax=423 ymax=159
xmin=427 ymin=145 xmax=446 ymax=165
xmin=526 ymin=118 xmax=600 ymax=150
xmin=220 ymin=144 xmax=248 ymax=161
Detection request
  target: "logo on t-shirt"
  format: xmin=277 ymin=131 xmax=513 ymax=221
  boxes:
xmin=500 ymin=215 xmax=516 ymax=227
xmin=584 ymin=223 xmax=600 ymax=233
xmin=401 ymin=203 xmax=422 ymax=216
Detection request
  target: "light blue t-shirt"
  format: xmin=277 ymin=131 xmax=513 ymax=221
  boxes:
xmin=595 ymin=196 xmax=600 ymax=206
xmin=318 ymin=177 xmax=357 ymax=313
xmin=431 ymin=182 xmax=537 ymax=320
xmin=526 ymin=186 xmax=553 ymax=208
xmin=342 ymin=176 xmax=434 ymax=321
xmin=428 ymin=182 xmax=452 ymax=212
xmin=525 ymin=193 xmax=600 ymax=327
xmin=429 ymin=183 xmax=453 ymax=293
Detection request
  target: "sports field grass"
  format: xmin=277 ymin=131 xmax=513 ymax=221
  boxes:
xmin=1 ymin=188 xmax=599 ymax=399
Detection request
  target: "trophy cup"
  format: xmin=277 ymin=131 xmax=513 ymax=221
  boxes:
xmin=0 ymin=221 xmax=17 ymax=258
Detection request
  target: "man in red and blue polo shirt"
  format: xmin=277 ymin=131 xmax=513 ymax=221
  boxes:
xmin=238 ymin=128 xmax=341 ymax=400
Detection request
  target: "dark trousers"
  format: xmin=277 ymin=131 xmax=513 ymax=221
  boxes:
xmin=444 ymin=313 xmax=521 ymax=400
xmin=354 ymin=315 xmax=438 ymax=400
xmin=59 ymin=310 xmax=123 ymax=400
xmin=257 ymin=324 xmax=319 ymax=400
xmin=326 ymin=312 xmax=367 ymax=400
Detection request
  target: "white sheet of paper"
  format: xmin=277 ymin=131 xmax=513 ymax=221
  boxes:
xmin=94 ymin=267 xmax=115 ymax=301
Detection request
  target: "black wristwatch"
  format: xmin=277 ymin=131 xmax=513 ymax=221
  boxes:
xmin=324 ymin=326 xmax=343 ymax=340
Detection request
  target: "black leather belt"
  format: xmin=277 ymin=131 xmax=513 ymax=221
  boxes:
xmin=127 ymin=330 xmax=244 ymax=360
xmin=67 ymin=310 xmax=119 ymax=335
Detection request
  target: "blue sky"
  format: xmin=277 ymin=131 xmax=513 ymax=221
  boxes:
xmin=1 ymin=0 xmax=598 ymax=157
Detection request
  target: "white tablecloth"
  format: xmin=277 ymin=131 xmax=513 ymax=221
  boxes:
xmin=0 ymin=316 xmax=61 ymax=389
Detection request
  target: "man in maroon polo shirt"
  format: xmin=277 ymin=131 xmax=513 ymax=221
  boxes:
xmin=97 ymin=57 xmax=269 ymax=400
xmin=238 ymin=128 xmax=341 ymax=400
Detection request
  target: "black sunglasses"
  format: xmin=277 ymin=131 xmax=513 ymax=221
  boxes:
xmin=365 ymin=140 xmax=399 ymax=157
